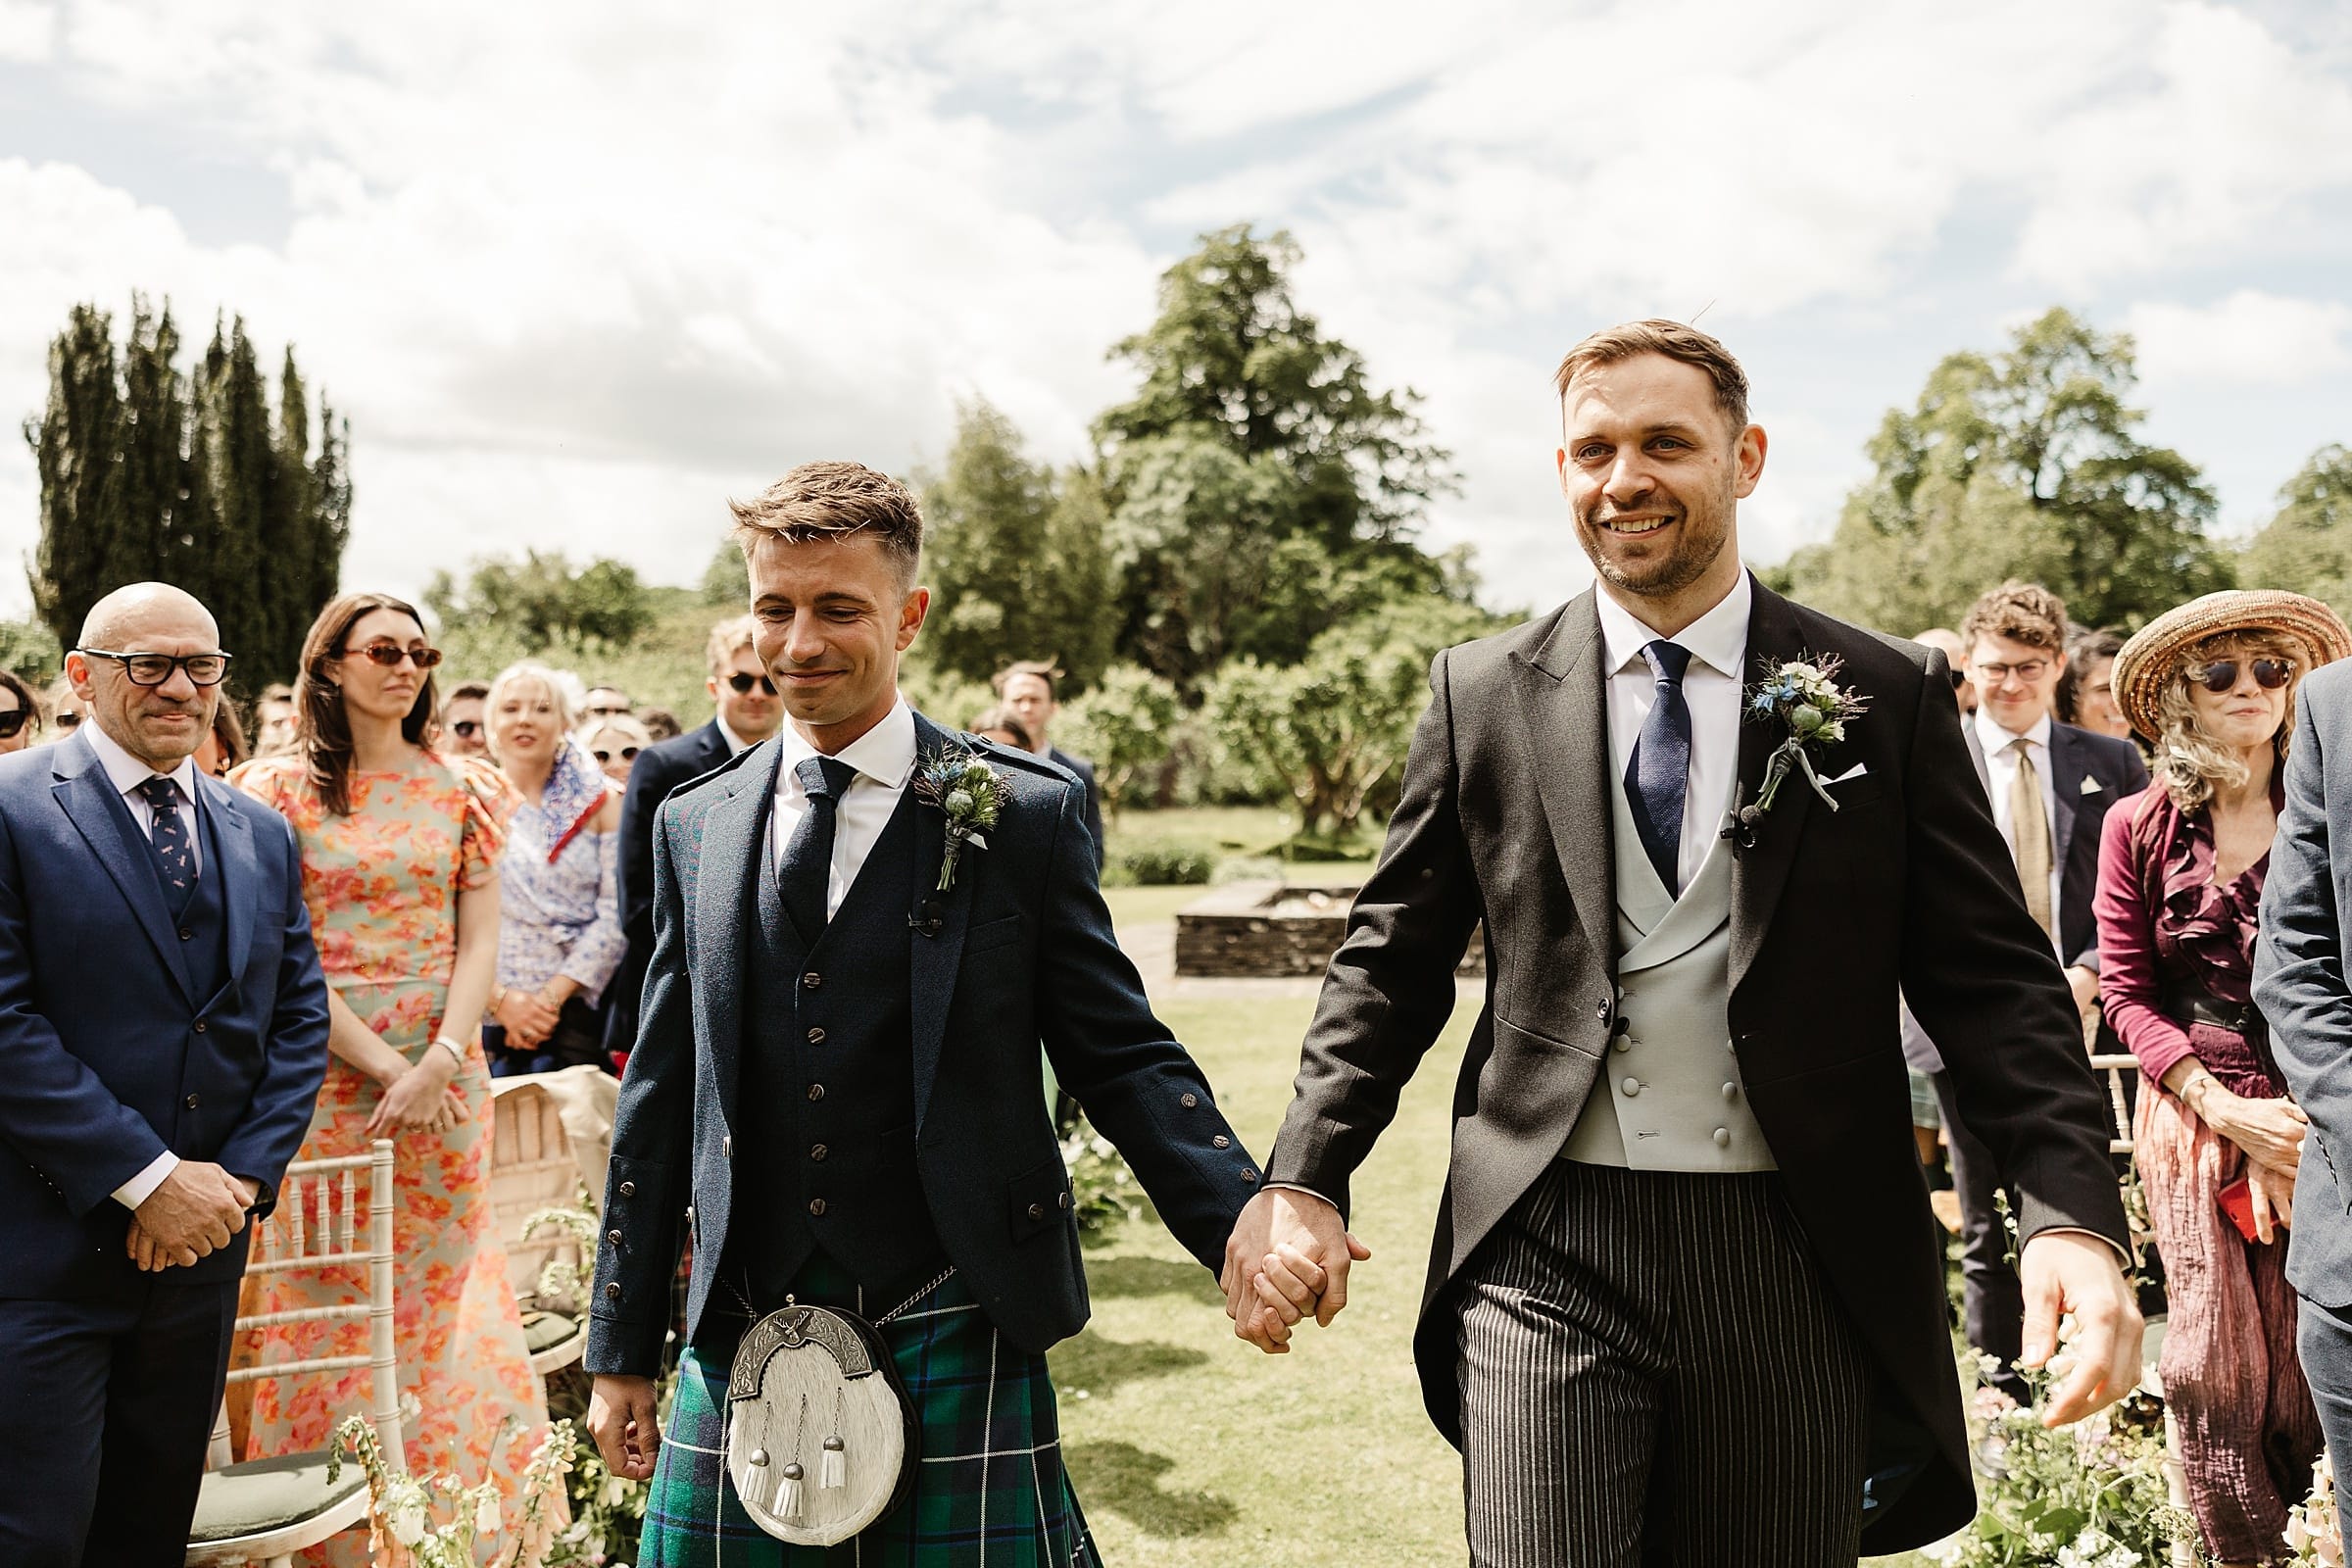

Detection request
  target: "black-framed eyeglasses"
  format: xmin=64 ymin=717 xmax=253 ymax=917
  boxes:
xmin=725 ymin=672 xmax=778 ymax=696
xmin=339 ymin=642 xmax=444 ymax=669
xmin=77 ymin=648 xmax=233 ymax=687
xmin=1972 ymin=659 xmax=2049 ymax=684
xmin=2188 ymin=658 xmax=2293 ymax=695
xmin=450 ymin=719 xmax=481 ymax=739
xmin=592 ymin=747 xmax=641 ymax=763
xmin=0 ymin=710 xmax=28 ymax=739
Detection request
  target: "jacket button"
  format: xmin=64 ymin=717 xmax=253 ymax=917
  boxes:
xmin=1714 ymin=1127 xmax=1733 ymax=1148
xmin=607 ymin=1229 xmax=622 ymax=1246
xmin=184 ymin=1093 xmax=200 ymax=1109
xmin=179 ymin=928 xmax=193 ymax=941
xmin=1594 ymin=1000 xmax=1610 ymax=1022
xmin=804 ymin=972 xmax=822 ymax=990
xmin=1243 ymin=1169 xmax=1257 ymax=1183
xmin=807 ymin=1027 xmax=826 ymax=1045
xmin=1622 ymin=1077 xmax=1641 ymax=1097
xmin=1614 ymin=1038 xmax=1632 ymax=1054
xmin=1057 ymin=1192 xmax=1070 ymax=1210
xmin=810 ymin=1144 xmax=828 ymax=1161
xmin=605 ymin=1282 xmax=621 ymax=1298
xmin=1212 ymin=1135 xmax=1231 ymax=1149
xmin=807 ymin=1084 xmax=825 ymax=1102
xmin=193 ymin=1019 xmax=207 ymax=1033
xmin=1722 ymin=1082 xmax=1739 ymax=1102
xmin=1180 ymin=1093 xmax=1199 ymax=1109
xmin=618 ymin=1181 xmax=636 ymax=1198
xmin=684 ymin=1206 xmax=694 ymax=1222
xmin=1026 ymin=1202 xmax=1045 ymax=1221
xmin=808 ymin=1199 xmax=827 ymax=1217
xmin=722 ymin=1136 xmax=733 ymax=1157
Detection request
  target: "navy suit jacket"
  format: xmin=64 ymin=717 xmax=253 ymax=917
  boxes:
xmin=587 ymin=712 xmax=1259 ymax=1377
xmin=605 ymin=719 xmax=733 ymax=1056
xmin=0 ymin=732 xmax=332 ymax=1298
xmin=1048 ymin=746 xmax=1106 ymax=874
xmin=2255 ymin=662 xmax=2352 ymax=1307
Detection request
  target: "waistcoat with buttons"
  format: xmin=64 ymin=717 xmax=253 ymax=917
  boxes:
xmin=1560 ymin=765 xmax=1775 ymax=1172
xmin=725 ymin=786 xmax=943 ymax=1306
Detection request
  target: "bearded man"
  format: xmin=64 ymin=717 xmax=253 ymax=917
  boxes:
xmin=1225 ymin=321 xmax=2141 ymax=1564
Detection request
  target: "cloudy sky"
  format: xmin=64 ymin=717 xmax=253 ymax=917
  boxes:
xmin=4 ymin=0 xmax=2350 ymax=619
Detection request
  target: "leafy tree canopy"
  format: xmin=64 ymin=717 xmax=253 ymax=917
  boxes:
xmin=426 ymin=549 xmax=654 ymax=652
xmin=2240 ymin=444 xmax=2352 ymax=619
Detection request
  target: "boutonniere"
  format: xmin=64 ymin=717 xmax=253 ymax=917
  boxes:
xmin=1734 ymin=656 xmax=1871 ymax=833
xmin=912 ymin=743 xmax=1008 ymax=893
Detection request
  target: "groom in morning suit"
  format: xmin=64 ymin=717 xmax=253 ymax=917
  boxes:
xmin=0 ymin=583 xmax=331 ymax=1566
xmin=1226 ymin=322 xmax=2141 ymax=1564
xmin=586 ymin=463 xmax=1258 ymax=1563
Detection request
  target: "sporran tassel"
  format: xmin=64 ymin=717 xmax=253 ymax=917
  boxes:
xmin=776 ymin=1461 xmax=806 ymax=1522
xmin=821 ymin=1434 xmax=846 ymax=1490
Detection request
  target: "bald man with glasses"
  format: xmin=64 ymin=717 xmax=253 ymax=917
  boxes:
xmin=0 ymin=583 xmax=330 ymax=1566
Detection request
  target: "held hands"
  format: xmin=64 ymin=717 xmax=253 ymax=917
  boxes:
xmin=2204 ymin=1090 xmax=2308 ymax=1180
xmin=2018 ymin=1230 xmax=2145 ymax=1428
xmin=1221 ymin=1188 xmax=1371 ymax=1353
xmin=367 ymin=1049 xmax=466 ymax=1139
xmin=495 ymin=987 xmax=562 ymax=1050
xmin=125 ymin=1161 xmax=256 ymax=1271
xmin=588 ymin=1374 xmax=663 ymax=1481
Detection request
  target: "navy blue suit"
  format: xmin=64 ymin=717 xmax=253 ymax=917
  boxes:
xmin=604 ymin=718 xmax=733 ymax=1059
xmin=0 ymin=730 xmax=331 ymax=1566
xmin=588 ymin=712 xmax=1258 ymax=1378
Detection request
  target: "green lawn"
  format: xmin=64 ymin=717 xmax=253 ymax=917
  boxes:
xmin=1067 ymin=906 xmax=1938 ymax=1567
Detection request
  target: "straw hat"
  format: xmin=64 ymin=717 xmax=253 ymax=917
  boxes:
xmin=2112 ymin=590 xmax=2352 ymax=742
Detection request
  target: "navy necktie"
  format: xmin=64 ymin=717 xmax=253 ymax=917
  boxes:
xmin=778 ymin=756 xmax=858 ymax=942
xmin=136 ymin=775 xmax=198 ymax=919
xmin=1624 ymin=640 xmax=1693 ymax=897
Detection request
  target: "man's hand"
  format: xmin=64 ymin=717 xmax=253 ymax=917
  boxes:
xmin=588 ymin=1374 xmax=663 ymax=1480
xmin=2018 ymin=1230 xmax=2145 ymax=1427
xmin=2247 ymin=1159 xmax=2296 ymax=1244
xmin=126 ymin=1160 xmax=251 ymax=1272
xmin=1221 ymin=1188 xmax=1369 ymax=1353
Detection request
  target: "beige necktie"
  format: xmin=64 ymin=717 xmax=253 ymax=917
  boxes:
xmin=2008 ymin=738 xmax=2054 ymax=937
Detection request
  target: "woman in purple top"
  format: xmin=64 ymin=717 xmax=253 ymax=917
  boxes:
xmin=2097 ymin=590 xmax=2350 ymax=1566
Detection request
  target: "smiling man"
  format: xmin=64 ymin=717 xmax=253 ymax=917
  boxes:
xmin=1227 ymin=321 xmax=2140 ymax=1564
xmin=584 ymin=462 xmax=1258 ymax=1565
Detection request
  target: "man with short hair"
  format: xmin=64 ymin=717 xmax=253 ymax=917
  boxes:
xmin=438 ymin=679 xmax=491 ymax=760
xmin=604 ymin=617 xmax=784 ymax=1063
xmin=996 ymin=660 xmax=1106 ymax=871
xmin=586 ymin=462 xmax=1255 ymax=1562
xmin=1228 ymin=321 xmax=2138 ymax=1562
xmin=0 ymin=582 xmax=331 ymax=1566
xmin=582 ymin=685 xmax=633 ymax=723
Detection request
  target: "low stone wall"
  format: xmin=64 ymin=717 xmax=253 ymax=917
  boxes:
xmin=1174 ymin=881 xmax=1486 ymax=979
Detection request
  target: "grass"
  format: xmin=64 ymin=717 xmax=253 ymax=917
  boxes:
xmin=1069 ymin=904 xmax=1940 ymax=1567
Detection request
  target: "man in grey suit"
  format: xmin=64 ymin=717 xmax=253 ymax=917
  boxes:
xmin=1225 ymin=320 xmax=2141 ymax=1564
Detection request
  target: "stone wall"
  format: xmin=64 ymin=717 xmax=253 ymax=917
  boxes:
xmin=1174 ymin=881 xmax=1486 ymax=979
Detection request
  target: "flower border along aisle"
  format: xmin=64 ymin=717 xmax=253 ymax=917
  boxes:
xmin=328 ymin=1413 xmax=576 ymax=1568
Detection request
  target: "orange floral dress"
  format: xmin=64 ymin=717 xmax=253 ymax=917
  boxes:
xmin=230 ymin=753 xmax=556 ymax=1563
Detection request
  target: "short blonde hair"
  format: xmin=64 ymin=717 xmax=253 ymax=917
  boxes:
xmin=2150 ymin=629 xmax=2305 ymax=812
xmin=705 ymin=614 xmax=760 ymax=676
xmin=484 ymin=661 xmax=584 ymax=755
xmin=580 ymin=713 xmax=654 ymax=757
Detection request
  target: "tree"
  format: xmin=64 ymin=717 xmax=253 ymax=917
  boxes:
xmin=1058 ymin=665 xmax=1183 ymax=818
xmin=24 ymin=299 xmax=350 ymax=687
xmin=1777 ymin=308 xmax=2230 ymax=632
xmin=920 ymin=400 xmax=1117 ymax=692
xmin=2241 ymin=445 xmax=2352 ymax=617
xmin=425 ymin=550 xmax=655 ymax=652
xmin=1094 ymin=225 xmax=1456 ymax=690
xmin=701 ymin=539 xmax=750 ymax=608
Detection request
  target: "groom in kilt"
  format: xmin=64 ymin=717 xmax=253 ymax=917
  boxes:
xmin=586 ymin=461 xmax=1262 ymax=1566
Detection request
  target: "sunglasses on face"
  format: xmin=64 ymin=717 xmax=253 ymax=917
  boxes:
xmin=1947 ymin=668 xmax=1967 ymax=691
xmin=2187 ymin=658 xmax=2293 ymax=694
xmin=592 ymin=747 xmax=641 ymax=764
xmin=0 ymin=710 xmax=27 ymax=739
xmin=54 ymin=710 xmax=80 ymax=729
xmin=340 ymin=642 xmax=445 ymax=669
xmin=726 ymin=672 xmax=778 ymax=696
xmin=78 ymin=648 xmax=233 ymax=687
xmin=450 ymin=719 xmax=481 ymax=739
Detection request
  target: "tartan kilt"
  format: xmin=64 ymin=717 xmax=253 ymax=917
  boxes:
xmin=640 ymin=1264 xmax=1102 ymax=1567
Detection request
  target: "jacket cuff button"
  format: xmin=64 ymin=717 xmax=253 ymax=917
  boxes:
xmin=1211 ymin=1135 xmax=1231 ymax=1149
xmin=1180 ymin=1093 xmax=1199 ymax=1108
xmin=1027 ymin=1202 xmax=1046 ymax=1221
xmin=605 ymin=1282 xmax=621 ymax=1298
xmin=617 ymin=1180 xmax=636 ymax=1198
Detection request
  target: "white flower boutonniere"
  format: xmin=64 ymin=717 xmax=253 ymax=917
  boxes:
xmin=1736 ymin=656 xmax=1871 ymax=830
xmin=913 ymin=743 xmax=1009 ymax=893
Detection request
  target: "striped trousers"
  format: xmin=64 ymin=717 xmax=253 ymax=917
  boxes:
xmin=1455 ymin=1160 xmax=1872 ymax=1567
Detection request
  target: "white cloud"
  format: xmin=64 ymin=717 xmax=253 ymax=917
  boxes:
xmin=2125 ymin=290 xmax=2352 ymax=386
xmin=0 ymin=1 xmax=55 ymax=60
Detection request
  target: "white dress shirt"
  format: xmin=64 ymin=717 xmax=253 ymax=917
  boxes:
xmin=1975 ymin=708 xmax=2065 ymax=959
xmin=768 ymin=700 xmax=918 ymax=920
xmin=83 ymin=720 xmax=203 ymax=1210
xmin=717 ymin=716 xmax=755 ymax=756
xmin=1595 ymin=574 xmax=1752 ymax=891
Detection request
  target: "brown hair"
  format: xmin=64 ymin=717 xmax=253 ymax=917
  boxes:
xmin=965 ymin=705 xmax=1036 ymax=752
xmin=207 ymin=696 xmax=248 ymax=774
xmin=0 ymin=669 xmax=42 ymax=737
xmin=728 ymin=461 xmax=923 ymax=585
xmin=2151 ymin=629 xmax=2306 ymax=812
xmin=1553 ymin=319 xmax=1750 ymax=437
xmin=295 ymin=592 xmax=439 ymax=816
xmin=704 ymin=614 xmax=760 ymax=676
xmin=992 ymin=659 xmax=1061 ymax=701
xmin=1960 ymin=581 xmax=2070 ymax=657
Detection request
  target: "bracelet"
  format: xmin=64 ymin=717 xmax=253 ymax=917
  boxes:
xmin=432 ymin=1036 xmax=467 ymax=1070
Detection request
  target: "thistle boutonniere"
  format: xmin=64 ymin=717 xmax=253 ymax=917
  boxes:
xmin=912 ymin=743 xmax=1008 ymax=893
xmin=1736 ymin=655 xmax=1870 ymax=831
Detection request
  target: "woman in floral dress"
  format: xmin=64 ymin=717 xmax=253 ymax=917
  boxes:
xmin=230 ymin=592 xmax=556 ymax=1562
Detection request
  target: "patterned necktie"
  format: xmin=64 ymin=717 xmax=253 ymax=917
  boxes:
xmin=777 ymin=756 xmax=858 ymax=942
xmin=1624 ymin=639 xmax=1694 ymax=897
xmin=136 ymin=775 xmax=198 ymax=919
xmin=2007 ymin=738 xmax=2055 ymax=938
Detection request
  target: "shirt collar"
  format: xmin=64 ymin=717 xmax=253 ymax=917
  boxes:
xmin=1594 ymin=571 xmax=1753 ymax=680
xmin=1976 ymin=707 xmax=2052 ymax=755
xmin=715 ymin=716 xmax=752 ymax=756
xmin=775 ymin=699 xmax=917 ymax=791
xmin=82 ymin=717 xmax=200 ymax=805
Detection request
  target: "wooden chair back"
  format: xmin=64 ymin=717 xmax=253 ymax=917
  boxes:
xmin=489 ymin=1081 xmax=582 ymax=1307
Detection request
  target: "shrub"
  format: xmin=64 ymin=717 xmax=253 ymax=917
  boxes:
xmin=1105 ymin=843 xmax=1214 ymax=886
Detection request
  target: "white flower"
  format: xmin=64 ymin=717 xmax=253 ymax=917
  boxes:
xmin=603 ymin=1475 xmax=627 ymax=1506
xmin=388 ymin=1487 xmax=430 ymax=1546
xmin=475 ymin=1490 xmax=502 ymax=1536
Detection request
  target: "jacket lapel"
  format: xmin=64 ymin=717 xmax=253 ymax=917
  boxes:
xmin=1507 ymin=597 xmax=1618 ymax=971
xmin=52 ymin=737 xmax=194 ymax=1004
xmin=907 ymin=714 xmax=971 ymax=1130
xmin=697 ymin=740 xmax=779 ymax=1116
xmin=2047 ymin=723 xmax=2085 ymax=872
xmin=1729 ymin=578 xmax=1814 ymax=994
xmin=201 ymin=777 xmax=259 ymax=992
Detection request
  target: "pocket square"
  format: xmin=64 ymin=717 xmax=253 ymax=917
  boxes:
xmin=1827 ymin=762 xmax=1870 ymax=785
xmin=2080 ymin=775 xmax=2104 ymax=795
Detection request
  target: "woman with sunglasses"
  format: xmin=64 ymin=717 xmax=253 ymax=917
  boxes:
xmin=577 ymin=711 xmax=653 ymax=787
xmin=484 ymin=661 xmax=625 ymax=1076
xmin=0 ymin=669 xmax=42 ymax=754
xmin=228 ymin=593 xmax=554 ymax=1549
xmin=2094 ymin=590 xmax=2350 ymax=1564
